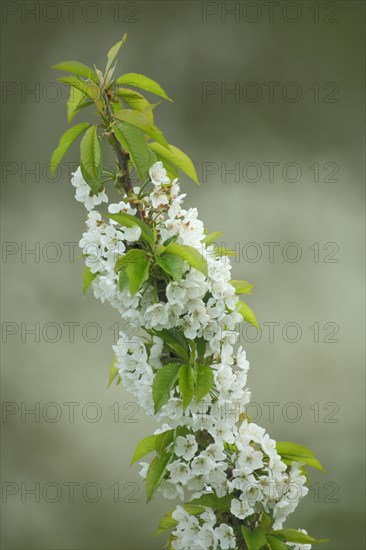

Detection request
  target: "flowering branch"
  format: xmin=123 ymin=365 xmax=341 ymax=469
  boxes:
xmin=51 ymin=35 xmax=328 ymax=550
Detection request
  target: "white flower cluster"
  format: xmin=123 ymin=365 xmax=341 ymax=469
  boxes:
xmin=172 ymin=506 xmax=236 ymax=549
xmin=71 ymin=167 xmax=108 ymax=211
xmin=74 ymin=162 xmax=311 ymax=550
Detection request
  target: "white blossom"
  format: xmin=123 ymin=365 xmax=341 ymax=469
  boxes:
xmin=71 ymin=167 xmax=108 ymax=210
xmin=73 ymin=161 xmax=313 ymax=550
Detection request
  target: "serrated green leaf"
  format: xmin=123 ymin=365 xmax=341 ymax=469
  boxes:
xmin=50 ymin=122 xmax=89 ymax=174
xmin=161 ymin=243 xmax=207 ymax=276
xmin=189 ymin=493 xmax=233 ymax=511
xmin=125 ymin=252 xmax=150 ymax=296
xmin=266 ymin=535 xmax=289 ymax=550
xmin=114 ymin=248 xmax=147 ymax=272
xmin=130 ymin=434 xmax=156 ymax=465
xmin=163 ymin=236 xmax=178 ymax=247
xmin=116 ymin=72 xmax=172 ymax=102
xmin=116 ymin=88 xmax=154 ymax=121
xmin=156 ymin=253 xmax=184 ymax=283
xmin=276 ymin=441 xmax=315 ymax=458
xmin=118 ymin=268 xmax=129 ymax=292
xmin=53 ymin=60 xmax=98 ymax=82
xmin=152 ymin=328 xmax=190 ymax=363
xmin=83 ymin=265 xmax=98 ymax=295
xmin=276 ymin=441 xmax=325 ymax=472
xmin=105 ymin=33 xmax=127 ymax=76
xmin=154 ymin=512 xmax=178 ymax=537
xmin=231 ymin=279 xmax=254 ymax=295
xmin=146 ymin=451 xmax=172 ymax=502
xmin=196 ymin=338 xmax=206 ymax=360
xmin=113 ymin=122 xmax=151 ymax=179
xmin=260 ymin=512 xmax=272 ymax=530
xmin=179 ymin=365 xmax=194 ymax=411
xmin=202 ymin=231 xmax=222 ymax=244
xmin=241 ymin=526 xmax=267 ymax=550
xmin=105 ymin=212 xmax=154 ymax=247
xmin=148 ymin=142 xmax=199 ymax=184
xmin=272 ymin=529 xmax=328 ymax=545
xmin=114 ymin=109 xmax=169 ymax=149
xmin=283 ymin=455 xmax=325 ymax=472
xmin=67 ymin=86 xmax=92 ymax=122
xmin=152 ymin=363 xmax=181 ymax=413
xmin=108 ymin=359 xmax=119 ymax=388
xmin=155 ymin=429 xmax=175 ymax=456
xmin=183 ymin=504 xmax=205 ymax=515
xmin=195 ymin=364 xmax=214 ymax=402
xmin=237 ymin=300 xmax=260 ymax=329
xmin=80 ymin=125 xmax=103 ymax=192
xmin=57 ymin=76 xmax=104 ymax=113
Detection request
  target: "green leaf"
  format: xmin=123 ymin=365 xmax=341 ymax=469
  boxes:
xmin=276 ymin=441 xmax=315 ymax=458
xmin=130 ymin=434 xmax=156 ymax=465
xmin=163 ymin=236 xmax=178 ymax=247
xmin=156 ymin=253 xmax=184 ymax=282
xmin=108 ymin=359 xmax=119 ymax=388
xmin=146 ymin=451 xmax=172 ymax=502
xmin=67 ymin=86 xmax=91 ymax=123
xmin=116 ymin=72 xmax=172 ymax=101
xmin=231 ymin=279 xmax=254 ymax=295
xmin=237 ymin=300 xmax=260 ymax=329
xmin=146 ymin=146 xmax=158 ymax=172
xmin=80 ymin=125 xmax=103 ymax=192
xmin=105 ymin=33 xmax=127 ymax=76
xmin=179 ymin=365 xmax=194 ymax=411
xmin=50 ymin=122 xmax=89 ymax=174
xmin=155 ymin=429 xmax=175 ymax=456
xmin=125 ymin=252 xmax=150 ymax=296
xmin=272 ymin=530 xmax=328 ymax=544
xmin=195 ymin=364 xmax=214 ymax=402
xmin=113 ymin=122 xmax=151 ymax=179
xmin=196 ymin=338 xmax=206 ymax=360
xmin=161 ymin=243 xmax=207 ymax=276
xmin=116 ymin=88 xmax=154 ymax=121
xmin=152 ymin=328 xmax=190 ymax=363
xmin=118 ymin=268 xmax=129 ymax=292
xmin=106 ymin=212 xmax=154 ymax=247
xmin=260 ymin=512 xmax=272 ymax=530
xmin=52 ymin=60 xmax=98 ymax=82
xmin=241 ymin=526 xmax=267 ymax=550
xmin=57 ymin=76 xmax=104 ymax=113
xmin=82 ymin=265 xmax=98 ymax=295
xmin=154 ymin=512 xmax=178 ymax=537
xmin=114 ymin=109 xmax=169 ymax=149
xmin=183 ymin=504 xmax=205 ymax=516
xmin=276 ymin=442 xmax=326 ymax=472
xmin=152 ymin=363 xmax=181 ymax=413
xmin=148 ymin=142 xmax=199 ymax=184
xmin=114 ymin=248 xmax=148 ymax=272
xmin=201 ymin=231 xmax=222 ymax=244
xmin=189 ymin=493 xmax=233 ymax=511
xmin=266 ymin=535 xmax=289 ymax=550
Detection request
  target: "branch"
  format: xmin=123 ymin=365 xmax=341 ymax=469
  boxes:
xmin=103 ymin=91 xmax=143 ymax=220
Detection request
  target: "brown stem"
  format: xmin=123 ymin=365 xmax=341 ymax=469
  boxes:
xmin=102 ymin=91 xmax=143 ymax=220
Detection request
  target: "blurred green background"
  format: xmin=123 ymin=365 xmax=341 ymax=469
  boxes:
xmin=1 ymin=1 xmax=365 ymax=549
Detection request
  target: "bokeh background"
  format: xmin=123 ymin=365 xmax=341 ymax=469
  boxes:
xmin=1 ymin=1 xmax=365 ymax=549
